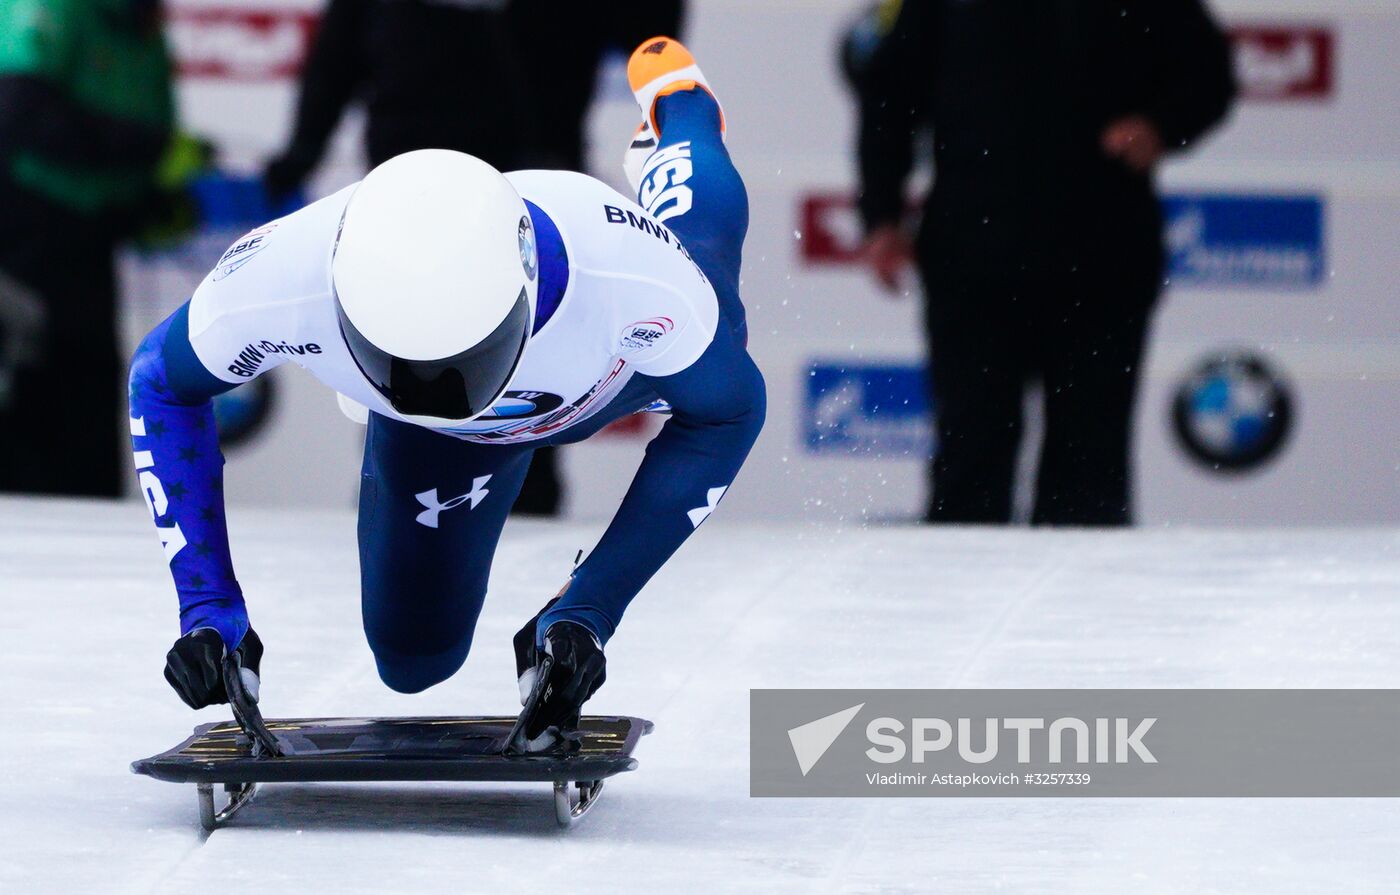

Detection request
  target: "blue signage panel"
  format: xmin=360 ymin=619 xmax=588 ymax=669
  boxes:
xmin=1162 ymin=193 xmax=1324 ymax=288
xmin=805 ymin=363 xmax=932 ymax=458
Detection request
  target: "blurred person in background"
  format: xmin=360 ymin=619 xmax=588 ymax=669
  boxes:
xmin=504 ymin=1 xmax=684 ymax=172
xmin=846 ymin=0 xmax=1236 ymax=525
xmin=263 ymin=0 xmax=683 ymax=516
xmin=0 ymin=0 xmax=174 ymax=497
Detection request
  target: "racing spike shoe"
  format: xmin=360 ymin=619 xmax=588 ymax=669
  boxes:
xmin=623 ymin=36 xmax=725 ymax=194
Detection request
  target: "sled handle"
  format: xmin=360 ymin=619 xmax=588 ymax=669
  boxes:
xmin=222 ymin=654 xmax=283 ymax=758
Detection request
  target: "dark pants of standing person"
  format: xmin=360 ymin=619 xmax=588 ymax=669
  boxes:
xmin=919 ymin=261 xmax=1157 ymax=526
xmin=0 ymin=182 xmax=123 ymax=498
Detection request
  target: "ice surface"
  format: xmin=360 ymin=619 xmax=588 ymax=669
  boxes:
xmin=2 ymin=496 xmax=1399 ymax=893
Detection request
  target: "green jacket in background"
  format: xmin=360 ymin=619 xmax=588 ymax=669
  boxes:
xmin=0 ymin=0 xmax=173 ymax=216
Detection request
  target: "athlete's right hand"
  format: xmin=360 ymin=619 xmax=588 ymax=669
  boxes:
xmin=164 ymin=626 xmax=264 ymax=710
xmin=862 ymin=224 xmax=913 ymax=295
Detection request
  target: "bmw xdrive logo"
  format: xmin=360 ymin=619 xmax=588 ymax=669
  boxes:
xmin=1172 ymin=352 xmax=1293 ymax=471
xmin=518 ymin=214 xmax=537 ymax=281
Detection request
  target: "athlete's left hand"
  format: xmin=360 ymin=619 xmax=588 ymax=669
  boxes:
xmin=165 ymin=625 xmax=263 ymax=710
xmin=512 ymin=609 xmax=606 ymax=751
xmin=1101 ymin=115 xmax=1164 ymax=173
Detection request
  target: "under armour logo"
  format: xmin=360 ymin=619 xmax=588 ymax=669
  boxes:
xmin=415 ymin=476 xmax=491 ymax=528
xmin=686 ymin=485 xmax=728 ymax=529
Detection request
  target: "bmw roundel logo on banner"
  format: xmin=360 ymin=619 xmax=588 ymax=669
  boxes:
xmin=1171 ymin=352 xmax=1293 ymax=472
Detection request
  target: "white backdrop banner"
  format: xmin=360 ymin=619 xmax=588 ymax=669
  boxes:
xmin=122 ymin=0 xmax=1400 ymax=525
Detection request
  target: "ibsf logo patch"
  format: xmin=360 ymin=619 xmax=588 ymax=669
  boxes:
xmin=1172 ymin=352 xmax=1293 ymax=472
xmin=213 ymin=223 xmax=278 ymax=281
xmin=619 ymin=317 xmax=674 ymax=352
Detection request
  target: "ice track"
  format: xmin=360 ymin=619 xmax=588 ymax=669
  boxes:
xmin=2 ymin=496 xmax=1399 ymax=893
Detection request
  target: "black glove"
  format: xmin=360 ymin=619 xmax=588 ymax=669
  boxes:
xmin=512 ymin=596 xmax=559 ymax=697
xmin=164 ymin=627 xmax=263 ymax=710
xmin=512 ymin=608 xmax=606 ymax=749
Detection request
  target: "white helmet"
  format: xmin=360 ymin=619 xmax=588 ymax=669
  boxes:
xmin=332 ymin=149 xmax=538 ymax=425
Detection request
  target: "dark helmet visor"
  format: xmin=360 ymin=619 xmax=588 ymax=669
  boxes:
xmin=336 ymin=287 xmax=531 ymax=421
